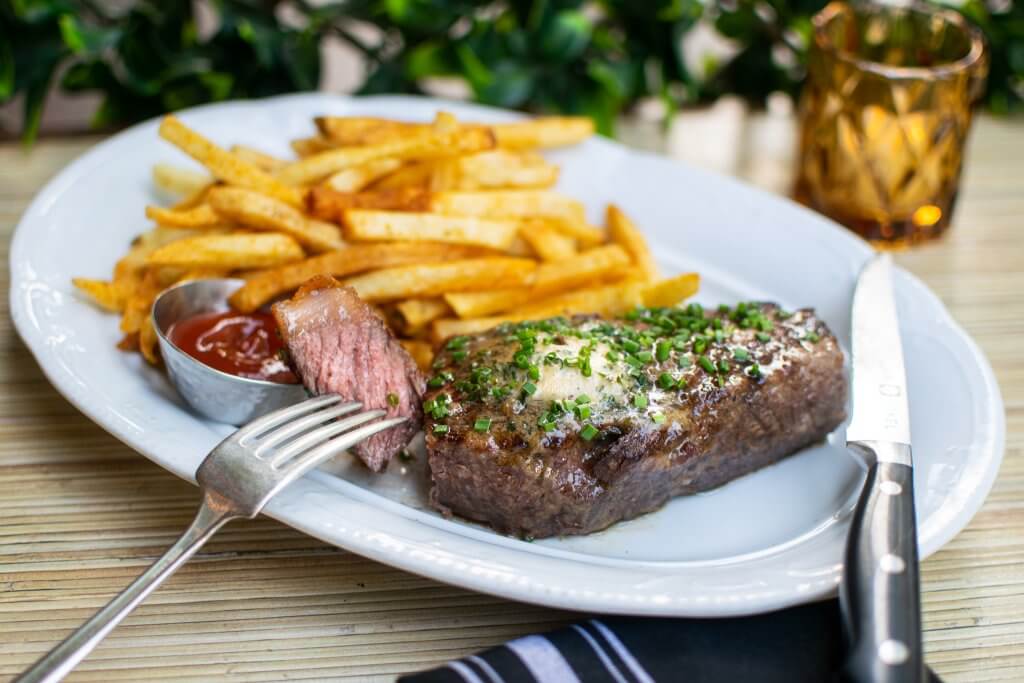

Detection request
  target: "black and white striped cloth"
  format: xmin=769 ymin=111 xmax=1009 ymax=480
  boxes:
xmin=401 ymin=599 xmax=943 ymax=683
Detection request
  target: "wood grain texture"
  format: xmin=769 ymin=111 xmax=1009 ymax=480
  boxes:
xmin=1 ymin=118 xmax=1022 ymax=682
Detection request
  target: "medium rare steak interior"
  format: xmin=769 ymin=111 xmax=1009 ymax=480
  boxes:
xmin=273 ymin=276 xmax=425 ymax=471
xmin=424 ymin=302 xmax=846 ymax=538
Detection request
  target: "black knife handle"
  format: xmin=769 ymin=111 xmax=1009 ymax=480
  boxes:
xmin=840 ymin=444 xmax=924 ymax=683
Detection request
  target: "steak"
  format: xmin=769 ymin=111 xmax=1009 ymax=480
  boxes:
xmin=424 ymin=302 xmax=846 ymax=538
xmin=273 ymin=276 xmax=425 ymax=471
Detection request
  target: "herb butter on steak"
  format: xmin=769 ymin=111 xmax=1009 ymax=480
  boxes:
xmin=424 ymin=302 xmax=846 ymax=538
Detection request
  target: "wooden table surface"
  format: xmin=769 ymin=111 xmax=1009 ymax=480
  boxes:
xmin=1 ymin=117 xmax=1022 ymax=682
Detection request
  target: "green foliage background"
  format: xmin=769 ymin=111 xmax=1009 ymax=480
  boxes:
xmin=2 ymin=0 xmax=1021 ymax=142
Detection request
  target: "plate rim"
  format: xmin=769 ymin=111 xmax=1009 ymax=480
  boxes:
xmin=9 ymin=92 xmax=1006 ymax=617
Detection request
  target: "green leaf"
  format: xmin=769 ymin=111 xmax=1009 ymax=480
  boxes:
xmin=455 ymin=43 xmax=493 ymax=88
xmin=0 ymin=38 xmax=13 ymax=101
xmin=58 ymin=14 xmax=120 ymax=56
xmin=406 ymin=42 xmax=452 ymax=80
xmin=538 ymin=10 xmax=593 ymax=63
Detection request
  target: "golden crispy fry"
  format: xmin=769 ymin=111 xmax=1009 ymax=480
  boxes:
xmin=315 ymin=115 xmax=594 ymax=150
xmin=491 ymin=117 xmax=595 ymax=149
xmin=641 ymin=273 xmax=701 ymax=308
xmin=345 ymin=257 xmax=537 ymax=303
xmin=443 ymin=245 xmax=631 ymax=317
xmin=146 ymin=233 xmax=304 ymax=270
xmin=432 ymin=277 xmax=645 ymax=341
xmin=207 ymin=186 xmax=343 ymax=253
xmin=399 ymin=339 xmax=435 ymax=373
xmin=536 ymin=218 xmax=606 ymax=248
xmin=369 ymin=161 xmax=436 ymax=190
xmin=506 ymin=234 xmax=535 ymax=257
xmin=306 ymin=186 xmax=430 ymax=222
xmin=342 ymin=210 xmax=519 ymax=250
xmin=120 ymin=268 xmax=166 ymax=334
xmin=144 ymin=203 xmax=223 ymax=229
xmin=158 ymin=115 xmax=304 ymax=207
xmin=138 ymin=315 xmax=159 ymax=365
xmin=429 ymin=190 xmax=587 ymax=225
xmin=72 ymin=278 xmax=126 ymax=313
xmin=607 ymin=204 xmax=659 ymax=282
xmin=276 ymin=126 xmax=496 ymax=186
xmin=323 ymin=158 xmax=403 ymax=192
xmin=152 ymin=163 xmax=211 ymax=197
xmin=229 ymin=242 xmax=483 ymax=313
xmin=519 ymin=220 xmax=577 ymax=261
xmin=171 ymin=185 xmax=213 ymax=211
xmin=395 ymin=298 xmax=451 ymax=334
xmin=291 ymin=135 xmax=336 ymax=157
xmin=230 ymin=145 xmax=287 ymax=172
xmin=425 ymin=150 xmax=559 ymax=191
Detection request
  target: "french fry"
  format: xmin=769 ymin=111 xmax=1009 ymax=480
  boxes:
xmin=345 ymin=257 xmax=537 ymax=303
xmin=506 ymin=234 xmax=535 ymax=257
xmin=607 ymin=204 xmax=659 ymax=282
xmin=72 ymin=278 xmax=126 ymax=312
xmin=429 ymin=190 xmax=587 ymax=225
xmin=342 ymin=210 xmax=519 ymax=250
xmin=229 ymin=242 xmax=483 ymax=313
xmin=432 ymin=277 xmax=645 ymax=341
xmin=276 ymin=125 xmax=496 ymax=186
xmin=315 ymin=115 xmax=594 ymax=150
xmin=491 ymin=117 xmax=595 ymax=149
xmin=395 ymin=298 xmax=451 ymax=334
xmin=230 ymin=145 xmax=287 ymax=172
xmin=323 ymin=158 xmax=403 ymax=192
xmin=144 ymin=203 xmax=224 ymax=229
xmin=424 ymin=150 xmax=559 ymax=191
xmin=641 ymin=273 xmax=701 ymax=308
xmin=400 ymin=339 xmax=435 ymax=372
xmin=291 ymin=135 xmax=336 ymax=157
xmin=120 ymin=268 xmax=166 ymax=334
xmin=369 ymin=161 xmax=436 ymax=190
xmin=519 ymin=220 xmax=577 ymax=261
xmin=139 ymin=315 xmax=159 ymax=365
xmin=171 ymin=185 xmax=213 ymax=211
xmin=536 ymin=217 xmax=606 ymax=248
xmin=158 ymin=115 xmax=304 ymax=207
xmin=207 ymin=186 xmax=344 ymax=253
xmin=152 ymin=163 xmax=211 ymax=197
xmin=306 ymin=186 xmax=430 ymax=222
xmin=444 ymin=245 xmax=631 ymax=317
xmin=146 ymin=233 xmax=304 ymax=270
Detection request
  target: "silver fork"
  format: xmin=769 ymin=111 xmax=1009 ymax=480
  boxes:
xmin=17 ymin=395 xmax=405 ymax=683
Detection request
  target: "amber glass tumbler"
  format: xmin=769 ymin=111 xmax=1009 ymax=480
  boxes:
xmin=795 ymin=2 xmax=987 ymax=247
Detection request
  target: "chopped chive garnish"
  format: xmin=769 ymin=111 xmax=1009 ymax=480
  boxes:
xmin=732 ymin=347 xmax=750 ymax=362
xmin=527 ymin=364 xmax=540 ymax=380
xmin=698 ymin=355 xmax=716 ymax=373
xmin=574 ymin=405 xmax=591 ymax=420
xmin=432 ymin=424 xmax=449 ymax=434
xmin=656 ymin=340 xmax=671 ymax=362
xmin=473 ymin=417 xmax=491 ymax=432
xmin=717 ymin=359 xmax=730 ymax=373
xmin=746 ymin=363 xmax=763 ymax=378
xmin=657 ymin=372 xmax=676 ymax=389
xmin=445 ymin=336 xmax=469 ymax=350
xmin=805 ymin=331 xmax=820 ymax=343
xmin=635 ymin=350 xmax=653 ymax=363
xmin=575 ymin=394 xmax=591 ymax=405
xmin=451 ymin=350 xmax=467 ymax=362
xmin=580 ymin=424 xmax=599 ymax=441
xmin=633 ymin=394 xmax=648 ymax=409
xmin=386 ymin=392 xmax=399 ymax=406
xmin=522 ymin=381 xmax=538 ymax=396
xmin=756 ymin=332 xmax=771 ymax=342
xmin=651 ymin=413 xmax=667 ymax=424
xmin=717 ymin=375 xmax=725 ymax=387
xmin=622 ymin=339 xmax=640 ymax=353
xmin=678 ymin=355 xmax=692 ymax=368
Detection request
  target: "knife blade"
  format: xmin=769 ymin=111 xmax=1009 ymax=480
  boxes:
xmin=846 ymin=254 xmax=912 ymax=447
xmin=840 ymin=253 xmax=924 ymax=683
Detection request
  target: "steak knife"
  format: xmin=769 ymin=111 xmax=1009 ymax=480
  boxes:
xmin=841 ymin=254 xmax=925 ymax=683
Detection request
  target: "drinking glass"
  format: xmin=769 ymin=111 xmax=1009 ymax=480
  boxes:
xmin=795 ymin=2 xmax=987 ymax=247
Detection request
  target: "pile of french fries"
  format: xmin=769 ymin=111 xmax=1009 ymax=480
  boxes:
xmin=74 ymin=110 xmax=699 ymax=371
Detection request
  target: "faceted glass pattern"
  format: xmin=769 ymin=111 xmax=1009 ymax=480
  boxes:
xmin=795 ymin=2 xmax=987 ymax=247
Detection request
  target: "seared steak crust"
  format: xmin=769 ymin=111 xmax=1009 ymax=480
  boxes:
xmin=273 ymin=276 xmax=425 ymax=471
xmin=424 ymin=303 xmax=846 ymax=538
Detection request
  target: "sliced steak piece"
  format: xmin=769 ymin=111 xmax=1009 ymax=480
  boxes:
xmin=273 ymin=276 xmax=425 ymax=471
xmin=424 ymin=302 xmax=846 ymax=538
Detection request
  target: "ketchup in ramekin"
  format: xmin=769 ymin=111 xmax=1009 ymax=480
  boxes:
xmin=168 ymin=310 xmax=298 ymax=384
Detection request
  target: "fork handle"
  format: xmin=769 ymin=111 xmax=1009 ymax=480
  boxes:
xmin=16 ymin=499 xmax=235 ymax=683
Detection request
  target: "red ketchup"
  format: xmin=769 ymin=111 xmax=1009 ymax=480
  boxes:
xmin=168 ymin=310 xmax=298 ymax=384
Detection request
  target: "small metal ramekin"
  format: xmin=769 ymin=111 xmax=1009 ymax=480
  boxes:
xmin=152 ymin=278 xmax=308 ymax=425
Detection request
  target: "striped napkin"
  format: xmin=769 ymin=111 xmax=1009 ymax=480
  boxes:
xmin=401 ymin=599 xmax=942 ymax=683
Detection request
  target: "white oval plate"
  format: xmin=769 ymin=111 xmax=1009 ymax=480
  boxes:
xmin=10 ymin=94 xmax=1005 ymax=617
